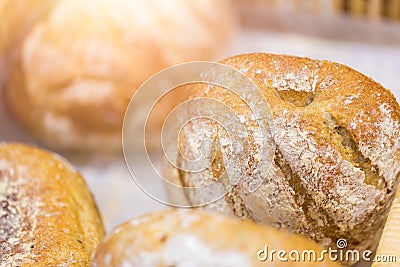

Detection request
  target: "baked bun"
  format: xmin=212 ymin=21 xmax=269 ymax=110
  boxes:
xmin=4 ymin=0 xmax=236 ymax=152
xmin=91 ymin=209 xmax=340 ymax=267
xmin=164 ymin=53 xmax=400 ymax=256
xmin=0 ymin=143 xmax=105 ymax=266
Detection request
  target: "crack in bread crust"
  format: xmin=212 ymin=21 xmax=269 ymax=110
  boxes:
xmin=273 ymin=147 xmax=381 ymax=257
xmin=277 ymin=90 xmax=315 ymax=107
xmin=322 ymin=112 xmax=387 ymax=190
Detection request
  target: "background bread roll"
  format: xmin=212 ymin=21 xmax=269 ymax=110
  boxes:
xmin=0 ymin=143 xmax=105 ymax=266
xmin=92 ymin=209 xmax=341 ymax=267
xmin=3 ymin=0 xmax=237 ymax=152
xmin=164 ymin=53 xmax=400 ymax=258
xmin=0 ymin=0 xmax=56 ymax=84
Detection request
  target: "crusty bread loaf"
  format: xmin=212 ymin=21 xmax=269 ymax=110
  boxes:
xmin=91 ymin=209 xmax=341 ymax=267
xmin=3 ymin=0 xmax=236 ymax=152
xmin=0 ymin=143 xmax=105 ymax=266
xmin=164 ymin=53 xmax=400 ymax=257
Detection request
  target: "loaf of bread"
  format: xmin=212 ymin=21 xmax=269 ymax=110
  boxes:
xmin=92 ymin=209 xmax=341 ymax=267
xmin=0 ymin=143 xmax=105 ymax=266
xmin=3 ymin=0 xmax=236 ymax=152
xmin=163 ymin=53 xmax=400 ymax=257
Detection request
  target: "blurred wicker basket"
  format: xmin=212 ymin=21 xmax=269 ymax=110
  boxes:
xmin=334 ymin=0 xmax=400 ymax=20
xmin=235 ymin=0 xmax=400 ymax=45
xmin=236 ymin=0 xmax=400 ymax=19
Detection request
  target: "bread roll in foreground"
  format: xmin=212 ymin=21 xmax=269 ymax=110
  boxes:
xmin=0 ymin=143 xmax=105 ymax=266
xmin=164 ymin=53 xmax=400 ymax=256
xmin=4 ymin=0 xmax=236 ymax=152
xmin=92 ymin=209 xmax=341 ymax=267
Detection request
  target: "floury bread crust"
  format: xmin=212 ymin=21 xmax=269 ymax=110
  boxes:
xmin=165 ymin=53 xmax=400 ymax=256
xmin=0 ymin=143 xmax=105 ymax=266
xmin=3 ymin=0 xmax=236 ymax=152
xmin=91 ymin=209 xmax=341 ymax=267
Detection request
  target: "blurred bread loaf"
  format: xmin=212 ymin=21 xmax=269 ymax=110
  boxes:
xmin=0 ymin=0 xmax=56 ymax=84
xmin=3 ymin=0 xmax=236 ymax=152
xmin=164 ymin=53 xmax=400 ymax=257
xmin=0 ymin=143 xmax=105 ymax=266
xmin=91 ymin=209 xmax=341 ymax=267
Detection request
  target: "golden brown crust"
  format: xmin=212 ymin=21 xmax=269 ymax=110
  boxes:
xmin=92 ymin=209 xmax=341 ymax=267
xmin=166 ymin=53 xmax=400 ymax=257
xmin=0 ymin=143 xmax=105 ymax=266
xmin=4 ymin=0 xmax=237 ymax=152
